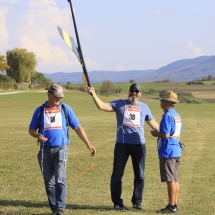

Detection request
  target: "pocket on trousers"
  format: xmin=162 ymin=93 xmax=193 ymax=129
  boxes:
xmin=59 ymin=148 xmax=67 ymax=162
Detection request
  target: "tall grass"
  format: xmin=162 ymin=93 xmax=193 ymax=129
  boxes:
xmin=0 ymin=90 xmax=214 ymax=214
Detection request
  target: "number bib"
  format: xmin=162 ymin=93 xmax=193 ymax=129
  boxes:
xmin=44 ymin=107 xmax=62 ymax=130
xmin=172 ymin=116 xmax=181 ymax=138
xmin=123 ymin=105 xmax=140 ymax=127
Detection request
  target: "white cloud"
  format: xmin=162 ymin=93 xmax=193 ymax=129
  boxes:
xmin=0 ymin=0 xmax=19 ymax=3
xmin=28 ymin=0 xmax=56 ymax=8
xmin=120 ymin=58 xmax=128 ymax=63
xmin=150 ymin=9 xmax=168 ymax=16
xmin=0 ymin=7 xmax=9 ymax=52
xmin=0 ymin=0 xmax=100 ymax=73
xmin=9 ymin=0 xmax=79 ymax=73
xmin=116 ymin=58 xmax=129 ymax=71
xmin=81 ymin=28 xmax=91 ymax=37
xmin=20 ymin=32 xmax=81 ymax=73
xmin=84 ymin=57 xmax=101 ymax=71
xmin=186 ymin=40 xmax=204 ymax=56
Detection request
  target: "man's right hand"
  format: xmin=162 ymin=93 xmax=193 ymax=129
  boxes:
xmin=38 ymin=134 xmax=48 ymax=142
xmin=87 ymin=87 xmax=95 ymax=95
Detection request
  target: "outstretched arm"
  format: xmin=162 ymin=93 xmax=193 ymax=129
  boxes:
xmin=146 ymin=119 xmax=159 ymax=132
xmin=88 ymin=87 xmax=114 ymax=112
xmin=74 ymin=126 xmax=96 ymax=156
xmin=150 ymin=130 xmax=170 ymax=139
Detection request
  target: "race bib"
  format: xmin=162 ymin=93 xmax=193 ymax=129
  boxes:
xmin=44 ymin=107 xmax=62 ymax=130
xmin=123 ymin=105 xmax=140 ymax=127
xmin=172 ymin=116 xmax=181 ymax=138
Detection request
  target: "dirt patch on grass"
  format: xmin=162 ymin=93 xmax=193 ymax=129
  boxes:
xmin=192 ymin=91 xmax=215 ymax=98
xmin=201 ymin=98 xmax=215 ymax=103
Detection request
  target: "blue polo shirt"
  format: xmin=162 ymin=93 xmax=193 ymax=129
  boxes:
xmin=29 ymin=102 xmax=80 ymax=147
xmin=157 ymin=108 xmax=182 ymax=159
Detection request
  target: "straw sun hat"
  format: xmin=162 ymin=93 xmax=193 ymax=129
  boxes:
xmin=160 ymin=91 xmax=179 ymax=103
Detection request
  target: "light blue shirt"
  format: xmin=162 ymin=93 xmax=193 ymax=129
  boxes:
xmin=109 ymin=99 xmax=154 ymax=144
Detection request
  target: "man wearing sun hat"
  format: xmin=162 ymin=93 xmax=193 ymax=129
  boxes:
xmin=29 ymin=84 xmax=96 ymax=215
xmin=150 ymin=91 xmax=182 ymax=214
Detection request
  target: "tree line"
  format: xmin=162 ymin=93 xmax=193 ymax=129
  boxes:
xmin=0 ymin=48 xmax=52 ymax=89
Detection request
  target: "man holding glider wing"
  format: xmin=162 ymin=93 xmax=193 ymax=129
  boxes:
xmin=88 ymin=83 xmax=159 ymax=211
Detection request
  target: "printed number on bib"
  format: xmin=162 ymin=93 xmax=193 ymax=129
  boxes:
xmin=172 ymin=117 xmax=181 ymax=138
xmin=44 ymin=108 xmax=62 ymax=130
xmin=123 ymin=105 xmax=140 ymax=127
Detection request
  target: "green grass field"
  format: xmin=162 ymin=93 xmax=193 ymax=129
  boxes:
xmin=0 ymin=90 xmax=215 ymax=215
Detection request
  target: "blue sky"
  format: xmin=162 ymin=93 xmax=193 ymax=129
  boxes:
xmin=0 ymin=0 xmax=214 ymax=74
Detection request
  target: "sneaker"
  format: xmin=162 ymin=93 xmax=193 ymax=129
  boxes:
xmin=114 ymin=204 xmax=128 ymax=210
xmin=50 ymin=212 xmax=57 ymax=215
xmin=156 ymin=205 xmax=177 ymax=213
xmin=56 ymin=210 xmax=64 ymax=215
xmin=133 ymin=203 xmax=144 ymax=210
xmin=175 ymin=204 xmax=179 ymax=212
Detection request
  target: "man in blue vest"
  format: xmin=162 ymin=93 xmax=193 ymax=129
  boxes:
xmin=88 ymin=83 xmax=159 ymax=211
xmin=150 ymin=91 xmax=182 ymax=214
xmin=29 ymin=84 xmax=96 ymax=215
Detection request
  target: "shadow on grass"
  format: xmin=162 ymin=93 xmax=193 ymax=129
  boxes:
xmin=0 ymin=200 xmax=113 ymax=214
xmin=0 ymin=199 xmax=48 ymax=208
xmin=66 ymin=204 xmax=113 ymax=211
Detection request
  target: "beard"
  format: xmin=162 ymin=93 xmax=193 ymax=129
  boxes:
xmin=128 ymin=94 xmax=139 ymax=102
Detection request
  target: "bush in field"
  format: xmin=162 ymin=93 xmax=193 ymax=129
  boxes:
xmin=0 ymin=73 xmax=16 ymax=89
xmin=100 ymin=80 xmax=115 ymax=96
xmin=158 ymin=90 xmax=166 ymax=98
xmin=201 ymin=75 xmax=215 ymax=81
xmin=180 ymin=98 xmax=201 ymax=104
xmin=186 ymin=81 xmax=204 ymax=85
xmin=79 ymin=86 xmax=86 ymax=92
xmin=115 ymin=87 xmax=123 ymax=93
xmin=177 ymin=92 xmax=193 ymax=97
xmin=65 ymin=84 xmax=74 ymax=90
xmin=144 ymin=88 xmax=157 ymax=95
xmin=14 ymin=83 xmax=18 ymax=90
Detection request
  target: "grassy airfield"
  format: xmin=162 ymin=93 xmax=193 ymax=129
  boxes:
xmin=0 ymin=84 xmax=215 ymax=214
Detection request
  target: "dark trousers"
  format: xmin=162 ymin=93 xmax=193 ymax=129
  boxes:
xmin=110 ymin=143 xmax=146 ymax=206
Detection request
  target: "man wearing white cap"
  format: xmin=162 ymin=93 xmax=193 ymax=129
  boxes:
xmin=150 ymin=91 xmax=182 ymax=214
xmin=29 ymin=84 xmax=96 ymax=215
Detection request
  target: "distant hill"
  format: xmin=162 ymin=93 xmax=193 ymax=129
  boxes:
xmin=44 ymin=56 xmax=215 ymax=83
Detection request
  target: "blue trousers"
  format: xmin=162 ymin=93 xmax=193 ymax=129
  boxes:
xmin=38 ymin=145 xmax=68 ymax=211
xmin=111 ymin=143 xmax=146 ymax=206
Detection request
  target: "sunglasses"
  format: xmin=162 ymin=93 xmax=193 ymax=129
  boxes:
xmin=130 ymin=89 xmax=140 ymax=93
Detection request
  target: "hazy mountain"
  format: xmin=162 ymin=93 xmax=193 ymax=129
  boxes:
xmin=44 ymin=56 xmax=215 ymax=83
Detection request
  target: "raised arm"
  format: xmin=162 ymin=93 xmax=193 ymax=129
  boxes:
xmin=88 ymin=87 xmax=114 ymax=112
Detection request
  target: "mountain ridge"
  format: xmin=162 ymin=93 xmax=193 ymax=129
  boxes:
xmin=44 ymin=56 xmax=215 ymax=83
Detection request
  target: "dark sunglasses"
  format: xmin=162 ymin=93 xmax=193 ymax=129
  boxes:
xmin=130 ymin=89 xmax=140 ymax=93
